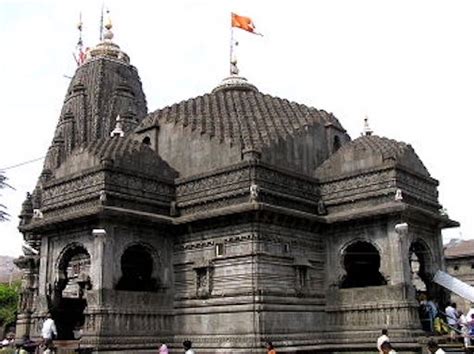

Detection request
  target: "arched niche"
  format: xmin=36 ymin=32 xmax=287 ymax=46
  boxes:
xmin=116 ymin=243 xmax=159 ymax=292
xmin=340 ymin=240 xmax=387 ymax=288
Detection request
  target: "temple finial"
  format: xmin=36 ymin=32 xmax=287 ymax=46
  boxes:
xmin=362 ymin=115 xmax=373 ymax=136
xmin=105 ymin=9 xmax=112 ymax=30
xmin=103 ymin=8 xmax=114 ymax=41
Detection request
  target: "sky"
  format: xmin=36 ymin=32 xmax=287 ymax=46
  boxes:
xmin=0 ymin=0 xmax=473 ymax=256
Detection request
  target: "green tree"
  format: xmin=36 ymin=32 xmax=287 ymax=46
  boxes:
xmin=0 ymin=282 xmax=19 ymax=336
xmin=0 ymin=171 xmax=12 ymax=222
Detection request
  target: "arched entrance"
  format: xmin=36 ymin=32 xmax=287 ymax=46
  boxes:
xmin=54 ymin=244 xmax=91 ymax=339
xmin=340 ymin=241 xmax=387 ymax=288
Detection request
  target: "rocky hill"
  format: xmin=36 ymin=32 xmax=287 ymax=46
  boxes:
xmin=0 ymin=255 xmax=21 ymax=284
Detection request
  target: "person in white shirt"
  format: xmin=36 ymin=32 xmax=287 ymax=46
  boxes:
xmin=183 ymin=340 xmax=195 ymax=354
xmin=41 ymin=312 xmax=57 ymax=350
xmin=467 ymin=306 xmax=474 ymax=319
xmin=445 ymin=303 xmax=459 ymax=328
xmin=427 ymin=339 xmax=446 ymax=353
xmin=377 ymin=329 xmax=389 ymax=354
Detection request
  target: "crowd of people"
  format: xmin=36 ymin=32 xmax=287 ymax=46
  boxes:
xmin=418 ymin=298 xmax=474 ymax=348
xmin=441 ymin=302 xmax=474 ymax=347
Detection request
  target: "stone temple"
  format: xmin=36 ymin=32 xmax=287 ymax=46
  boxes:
xmin=14 ymin=22 xmax=458 ymax=354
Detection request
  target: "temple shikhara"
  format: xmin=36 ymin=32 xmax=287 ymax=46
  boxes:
xmin=14 ymin=15 xmax=459 ymax=354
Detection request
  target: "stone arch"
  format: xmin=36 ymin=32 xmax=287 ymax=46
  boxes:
xmin=56 ymin=243 xmax=91 ymax=280
xmin=340 ymin=239 xmax=387 ymax=288
xmin=116 ymin=242 xmax=160 ymax=292
xmin=409 ymin=238 xmax=434 ymax=293
xmin=53 ymin=242 xmax=91 ymax=340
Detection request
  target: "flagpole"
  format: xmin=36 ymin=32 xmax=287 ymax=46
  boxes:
xmin=99 ymin=3 xmax=104 ymax=41
xmin=230 ymin=13 xmax=234 ymax=76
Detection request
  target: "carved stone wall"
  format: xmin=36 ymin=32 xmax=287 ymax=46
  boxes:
xmin=172 ymin=218 xmax=327 ymax=351
xmin=319 ymin=166 xmax=440 ymax=215
xmin=41 ymin=167 xmax=174 ymax=218
xmin=176 ymin=162 xmax=320 ymax=215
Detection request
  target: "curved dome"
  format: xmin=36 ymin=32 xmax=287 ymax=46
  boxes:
xmin=315 ymin=135 xmax=430 ymax=179
xmin=55 ymin=137 xmax=177 ymax=180
xmin=137 ymin=77 xmax=345 ymax=153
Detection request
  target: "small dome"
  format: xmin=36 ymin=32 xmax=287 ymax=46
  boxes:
xmin=212 ymin=76 xmax=258 ymax=94
xmin=315 ymin=135 xmax=430 ymax=179
xmin=87 ymin=40 xmax=130 ymax=64
xmin=55 ymin=137 xmax=178 ymax=180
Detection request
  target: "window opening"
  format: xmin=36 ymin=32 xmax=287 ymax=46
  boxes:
xmin=215 ymin=243 xmax=224 ymax=257
xmin=116 ymin=245 xmax=157 ymax=292
xmin=298 ymin=267 xmax=307 ymax=288
xmin=333 ymin=135 xmax=341 ymax=152
xmin=340 ymin=241 xmax=386 ymax=288
xmin=196 ymin=268 xmax=207 ymax=290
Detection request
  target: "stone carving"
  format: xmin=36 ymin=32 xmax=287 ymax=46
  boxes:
xmin=395 ymin=188 xmax=403 ymax=201
xmin=249 ymin=183 xmax=259 ymax=202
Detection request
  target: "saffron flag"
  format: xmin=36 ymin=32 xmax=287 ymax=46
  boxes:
xmin=231 ymin=12 xmax=262 ymax=36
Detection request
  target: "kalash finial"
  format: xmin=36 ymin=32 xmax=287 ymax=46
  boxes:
xmin=103 ymin=9 xmax=114 ymax=41
xmin=89 ymin=6 xmax=130 ymax=63
xmin=362 ymin=115 xmax=373 ymax=136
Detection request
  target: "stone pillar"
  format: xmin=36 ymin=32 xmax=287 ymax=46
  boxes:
xmin=14 ymin=256 xmax=39 ymax=338
xmin=386 ymin=220 xmax=411 ymax=286
xmin=90 ymin=229 xmax=106 ymax=306
xmin=36 ymin=235 xmax=50 ymax=314
xmin=82 ymin=229 xmax=107 ymax=345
